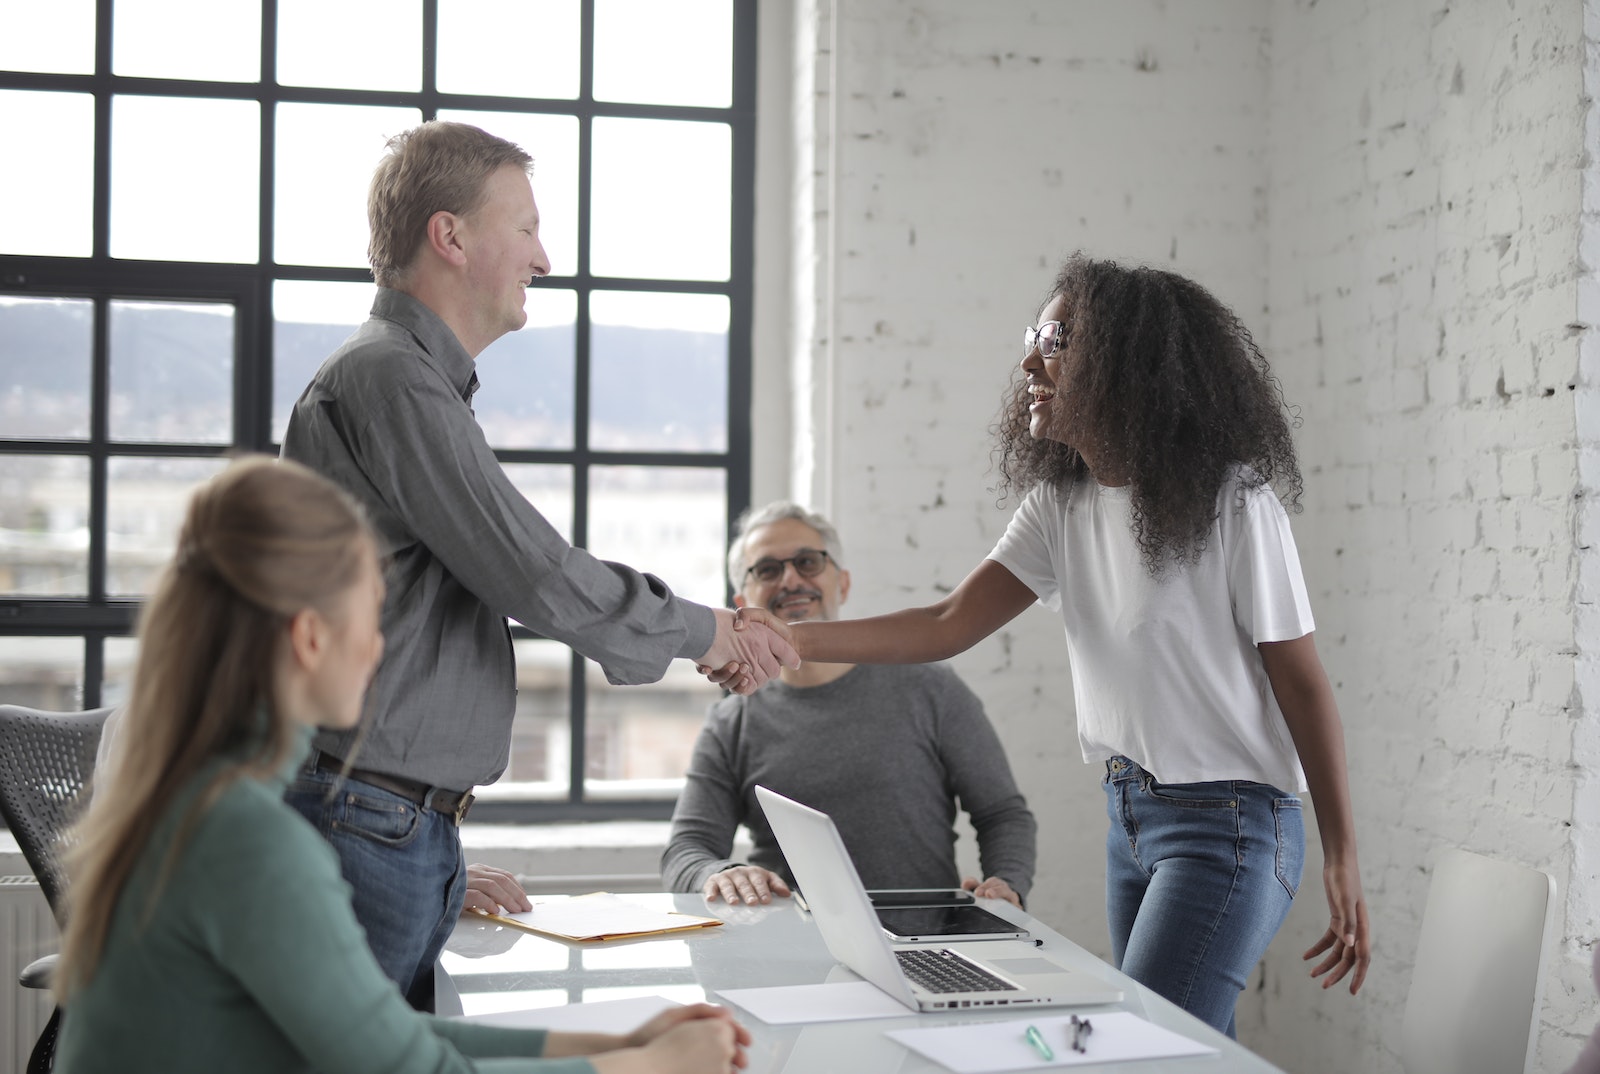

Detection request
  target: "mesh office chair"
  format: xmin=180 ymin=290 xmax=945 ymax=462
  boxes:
xmin=0 ymin=704 xmax=114 ymax=1074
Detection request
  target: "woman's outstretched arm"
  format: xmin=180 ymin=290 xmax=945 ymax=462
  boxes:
xmin=742 ymin=559 xmax=1038 ymax=666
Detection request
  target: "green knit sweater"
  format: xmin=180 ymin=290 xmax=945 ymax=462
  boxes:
xmin=55 ymin=726 xmax=596 ymax=1074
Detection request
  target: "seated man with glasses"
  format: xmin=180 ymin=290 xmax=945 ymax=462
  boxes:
xmin=662 ymin=502 xmax=1038 ymax=907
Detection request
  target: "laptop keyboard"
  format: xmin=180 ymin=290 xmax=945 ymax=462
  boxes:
xmin=895 ymin=948 xmax=1020 ymax=994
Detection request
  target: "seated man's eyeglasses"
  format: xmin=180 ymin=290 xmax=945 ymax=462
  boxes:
xmin=744 ymin=549 xmax=833 ymax=584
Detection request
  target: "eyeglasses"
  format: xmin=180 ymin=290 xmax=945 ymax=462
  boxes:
xmin=744 ymin=548 xmax=833 ymax=584
xmin=1023 ymin=320 xmax=1068 ymax=359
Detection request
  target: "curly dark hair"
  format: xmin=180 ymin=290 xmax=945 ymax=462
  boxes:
xmin=994 ymin=254 xmax=1302 ymax=574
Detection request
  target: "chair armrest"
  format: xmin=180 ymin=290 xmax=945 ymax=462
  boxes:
xmin=19 ymin=953 xmax=55 ymax=990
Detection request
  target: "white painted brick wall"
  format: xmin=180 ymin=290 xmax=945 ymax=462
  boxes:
xmin=780 ymin=1 xmax=1590 ymax=1071
xmin=1266 ymin=2 xmax=1585 ymax=1071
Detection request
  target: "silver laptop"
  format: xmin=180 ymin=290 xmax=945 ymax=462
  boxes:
xmin=754 ymin=785 xmax=1124 ymax=1012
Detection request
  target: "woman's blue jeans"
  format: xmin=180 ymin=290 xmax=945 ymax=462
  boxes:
xmin=285 ymin=766 xmax=468 ymax=1012
xmin=1103 ymin=755 xmax=1303 ymax=1038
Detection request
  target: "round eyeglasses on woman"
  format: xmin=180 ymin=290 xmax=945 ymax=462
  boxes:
xmin=744 ymin=549 xmax=833 ymax=584
xmin=1024 ymin=320 xmax=1068 ymax=359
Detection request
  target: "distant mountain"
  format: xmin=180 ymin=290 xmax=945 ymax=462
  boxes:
xmin=2 ymin=302 xmax=731 ymax=451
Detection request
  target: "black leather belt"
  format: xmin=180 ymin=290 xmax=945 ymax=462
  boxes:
xmin=314 ymin=752 xmax=475 ymax=826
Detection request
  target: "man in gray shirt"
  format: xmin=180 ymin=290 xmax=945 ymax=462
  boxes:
xmin=281 ymin=121 xmax=794 ymax=1010
xmin=662 ymin=502 xmax=1037 ymax=908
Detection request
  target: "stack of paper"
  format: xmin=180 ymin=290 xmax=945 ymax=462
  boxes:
xmin=470 ymin=892 xmax=723 ymax=943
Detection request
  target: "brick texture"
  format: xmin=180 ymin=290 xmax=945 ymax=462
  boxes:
xmin=784 ymin=1 xmax=1589 ymax=1070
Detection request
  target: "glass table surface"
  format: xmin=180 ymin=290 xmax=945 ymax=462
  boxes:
xmin=440 ymin=892 xmax=1285 ymax=1074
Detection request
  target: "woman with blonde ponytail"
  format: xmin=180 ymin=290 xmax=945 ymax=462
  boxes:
xmin=53 ymin=457 xmax=748 ymax=1074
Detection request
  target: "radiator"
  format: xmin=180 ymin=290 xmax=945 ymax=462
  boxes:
xmin=1 ymin=877 xmax=55 ymax=1074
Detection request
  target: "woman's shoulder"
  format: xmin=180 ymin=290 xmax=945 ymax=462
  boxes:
xmin=1217 ymin=464 xmax=1290 ymax=514
xmin=187 ymin=771 xmax=333 ymax=874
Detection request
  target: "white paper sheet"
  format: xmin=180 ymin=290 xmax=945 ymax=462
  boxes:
xmin=715 ymin=981 xmax=913 ymax=1024
xmin=886 ymin=1011 xmax=1218 ymax=1072
xmin=463 ymin=994 xmax=683 ymax=1033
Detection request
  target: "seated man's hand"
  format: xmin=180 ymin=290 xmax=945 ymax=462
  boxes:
xmin=463 ymin=862 xmax=532 ymax=915
xmin=963 ymin=875 xmax=1022 ymax=909
xmin=703 ymin=865 xmax=792 ymax=906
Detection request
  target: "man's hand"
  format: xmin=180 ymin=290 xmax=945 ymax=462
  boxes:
xmin=703 ymin=865 xmax=792 ymax=906
xmin=963 ymin=875 xmax=1023 ymax=908
xmin=462 ymin=862 xmax=532 ymax=915
xmin=695 ymin=608 xmax=799 ymax=695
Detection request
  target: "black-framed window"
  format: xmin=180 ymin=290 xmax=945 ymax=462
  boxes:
xmin=0 ymin=0 xmax=756 ymax=821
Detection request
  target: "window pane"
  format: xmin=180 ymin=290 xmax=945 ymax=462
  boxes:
xmin=590 ymin=291 xmax=727 ymax=452
xmin=495 ymin=638 xmax=572 ymax=795
xmin=0 ymin=455 xmax=90 ymax=597
xmin=475 ymin=290 xmax=576 ymax=450
xmin=593 ymin=0 xmax=731 ymax=108
xmin=584 ymin=660 xmax=718 ymax=794
xmin=113 ymin=0 xmax=262 ymax=82
xmin=0 ymin=91 xmax=94 ymax=257
xmin=273 ymin=281 xmax=375 ymax=442
xmin=501 ymin=464 xmax=572 ymax=544
xmin=110 ymin=300 xmax=234 ymax=444
xmin=588 ymin=466 xmax=726 ymax=608
xmin=103 ymin=636 xmax=139 ymax=709
xmin=591 ymin=118 xmax=730 ymax=281
xmin=106 ymin=456 xmax=230 ymax=597
xmin=437 ymin=0 xmax=579 ymax=100
xmin=110 ymin=96 xmax=260 ymax=263
xmin=277 ymin=0 xmax=421 ymax=92
xmin=437 ymin=110 xmax=578 ymax=276
xmin=0 ymin=637 xmax=83 ymax=710
xmin=0 ymin=296 xmax=92 ymax=440
xmin=0 ymin=0 xmax=94 ymax=74
xmin=275 ymin=103 xmax=422 ymax=269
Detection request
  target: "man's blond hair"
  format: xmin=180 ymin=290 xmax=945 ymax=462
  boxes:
xmin=367 ymin=121 xmax=533 ymax=287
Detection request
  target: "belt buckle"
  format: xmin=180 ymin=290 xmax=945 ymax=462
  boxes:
xmin=454 ymin=792 xmax=475 ymax=826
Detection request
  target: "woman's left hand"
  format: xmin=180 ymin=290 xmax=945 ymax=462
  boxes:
xmin=625 ymin=1003 xmax=747 ymax=1049
xmin=1302 ymin=858 xmax=1369 ymax=994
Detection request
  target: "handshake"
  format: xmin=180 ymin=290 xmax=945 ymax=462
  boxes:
xmin=693 ymin=607 xmax=801 ymax=694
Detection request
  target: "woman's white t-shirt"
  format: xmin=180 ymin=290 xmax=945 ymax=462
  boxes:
xmin=987 ymin=473 xmax=1315 ymax=792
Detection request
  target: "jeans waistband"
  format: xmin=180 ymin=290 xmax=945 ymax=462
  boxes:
xmin=1104 ymin=755 xmax=1145 ymax=784
xmin=313 ymin=751 xmax=475 ymax=825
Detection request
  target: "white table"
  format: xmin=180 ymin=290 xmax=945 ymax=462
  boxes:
xmin=439 ymin=893 xmax=1286 ymax=1073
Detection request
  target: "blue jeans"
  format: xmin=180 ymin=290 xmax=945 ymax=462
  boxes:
xmin=1103 ymin=755 xmax=1303 ymax=1037
xmin=285 ymin=766 xmax=467 ymax=1012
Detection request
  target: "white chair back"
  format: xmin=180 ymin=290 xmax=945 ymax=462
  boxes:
xmin=1401 ymin=847 xmax=1557 ymax=1074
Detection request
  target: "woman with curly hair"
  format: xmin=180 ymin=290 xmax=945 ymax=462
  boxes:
xmin=749 ymin=254 xmax=1369 ymax=1036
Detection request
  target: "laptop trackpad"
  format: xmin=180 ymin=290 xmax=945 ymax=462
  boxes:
xmin=987 ymin=957 xmax=1067 ymax=978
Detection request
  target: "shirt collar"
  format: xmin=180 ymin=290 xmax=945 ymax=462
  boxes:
xmin=370 ymin=287 xmax=480 ymax=404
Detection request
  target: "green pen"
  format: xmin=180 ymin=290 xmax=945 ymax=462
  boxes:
xmin=1024 ymin=1024 xmax=1054 ymax=1061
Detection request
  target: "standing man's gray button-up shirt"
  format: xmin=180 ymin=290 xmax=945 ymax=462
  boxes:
xmin=282 ymin=288 xmax=715 ymax=791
